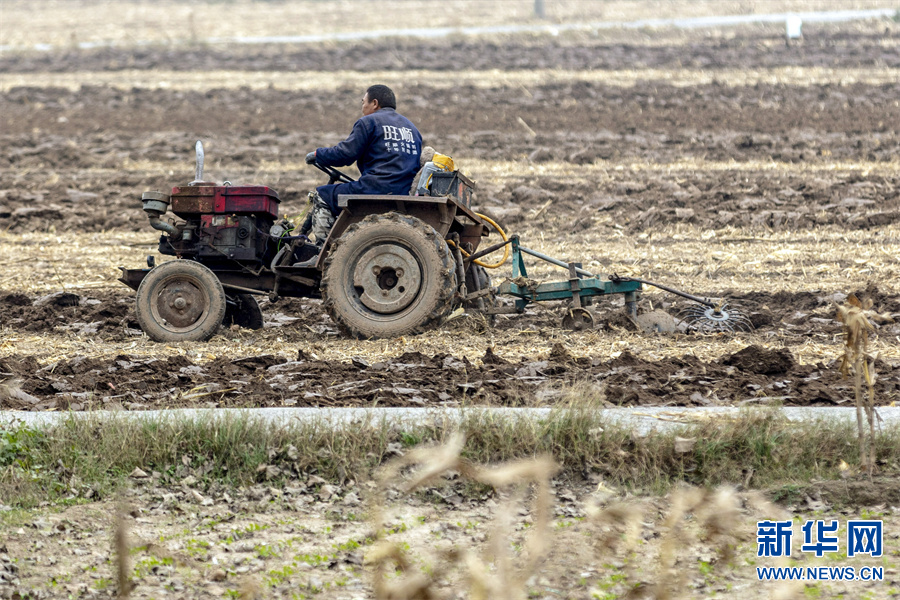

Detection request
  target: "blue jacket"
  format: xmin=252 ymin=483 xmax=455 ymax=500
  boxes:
xmin=315 ymin=108 xmax=423 ymax=214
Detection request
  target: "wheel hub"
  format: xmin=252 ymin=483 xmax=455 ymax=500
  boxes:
xmin=353 ymin=245 xmax=422 ymax=314
xmin=561 ymin=307 xmax=595 ymax=331
xmin=156 ymin=280 xmax=207 ymax=328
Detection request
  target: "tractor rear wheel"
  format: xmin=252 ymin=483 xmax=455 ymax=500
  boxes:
xmin=224 ymin=293 xmax=264 ymax=330
xmin=135 ymin=260 xmax=226 ymax=342
xmin=321 ymin=213 xmax=457 ymax=338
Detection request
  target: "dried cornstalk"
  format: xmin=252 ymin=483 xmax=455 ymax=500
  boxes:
xmin=655 ymin=487 xmax=707 ymax=600
xmin=586 ymin=500 xmax=643 ymax=581
xmin=694 ymin=487 xmax=741 ymax=562
xmin=586 ymin=485 xmax=744 ymax=600
xmin=370 ymin=433 xmax=559 ymax=600
xmin=836 ymin=294 xmax=893 ymax=476
xmin=114 ymin=507 xmax=134 ymax=599
xmin=475 ymin=458 xmax=557 ymax=569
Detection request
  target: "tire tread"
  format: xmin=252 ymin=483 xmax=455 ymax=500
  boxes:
xmin=321 ymin=213 xmax=456 ymax=339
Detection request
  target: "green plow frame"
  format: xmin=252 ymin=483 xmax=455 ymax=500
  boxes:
xmin=492 ymin=235 xmax=641 ymax=328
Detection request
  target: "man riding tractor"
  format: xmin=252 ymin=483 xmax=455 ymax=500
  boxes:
xmin=296 ymin=84 xmax=423 ymax=266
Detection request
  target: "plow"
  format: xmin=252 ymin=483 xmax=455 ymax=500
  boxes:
xmin=119 ymin=142 xmax=752 ymax=342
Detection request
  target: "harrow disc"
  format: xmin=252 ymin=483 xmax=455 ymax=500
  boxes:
xmin=679 ymin=302 xmax=753 ymax=334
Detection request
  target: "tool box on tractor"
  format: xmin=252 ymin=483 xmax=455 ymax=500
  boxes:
xmin=428 ymin=171 xmax=475 ymax=208
xmin=120 ymin=142 xmax=750 ymax=342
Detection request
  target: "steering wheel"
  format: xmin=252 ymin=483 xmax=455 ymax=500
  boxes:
xmin=312 ymin=161 xmax=356 ymax=185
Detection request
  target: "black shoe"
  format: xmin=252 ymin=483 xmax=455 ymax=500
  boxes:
xmin=292 ymin=247 xmax=322 ymax=268
xmin=291 ymin=257 xmax=318 ymax=268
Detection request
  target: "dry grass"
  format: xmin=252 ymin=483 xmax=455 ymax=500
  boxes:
xmin=4 ymin=65 xmax=900 ymax=93
xmin=81 ymin=156 xmax=900 ymax=177
xmin=466 ymin=157 xmax=900 ymax=176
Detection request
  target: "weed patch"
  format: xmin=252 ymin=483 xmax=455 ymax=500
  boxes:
xmin=1 ymin=408 xmax=899 ymax=509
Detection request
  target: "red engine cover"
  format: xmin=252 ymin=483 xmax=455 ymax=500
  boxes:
xmin=169 ymin=184 xmax=280 ymax=219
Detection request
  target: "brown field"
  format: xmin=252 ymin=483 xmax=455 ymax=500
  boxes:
xmin=2 ymin=2 xmax=899 ymax=411
xmin=3 ymin=2 xmax=900 ymax=599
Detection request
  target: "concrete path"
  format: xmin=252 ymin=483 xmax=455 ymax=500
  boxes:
xmin=2 ymin=406 xmax=898 ymax=435
xmin=208 ymin=9 xmax=898 ymax=46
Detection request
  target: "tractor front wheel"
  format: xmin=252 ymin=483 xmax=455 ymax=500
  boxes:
xmin=135 ymin=260 xmax=226 ymax=342
xmin=321 ymin=213 xmax=457 ymax=338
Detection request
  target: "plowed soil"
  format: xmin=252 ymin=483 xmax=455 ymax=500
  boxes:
xmin=2 ymin=18 xmax=899 ymax=412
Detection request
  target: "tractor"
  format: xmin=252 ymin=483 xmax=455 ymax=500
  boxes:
xmin=119 ymin=142 xmax=751 ymax=341
xmin=119 ymin=142 xmax=492 ymax=342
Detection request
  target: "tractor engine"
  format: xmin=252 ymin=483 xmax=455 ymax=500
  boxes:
xmin=141 ymin=183 xmax=279 ymax=266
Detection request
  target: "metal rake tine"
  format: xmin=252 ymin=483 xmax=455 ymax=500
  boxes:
xmin=724 ymin=307 xmax=753 ymax=331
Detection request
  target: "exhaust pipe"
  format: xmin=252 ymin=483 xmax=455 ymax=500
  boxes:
xmin=142 ymin=191 xmax=178 ymax=235
xmin=190 ymin=140 xmax=205 ymax=185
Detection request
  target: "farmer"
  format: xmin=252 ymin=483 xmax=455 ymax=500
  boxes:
xmin=296 ymin=84 xmax=422 ymax=263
